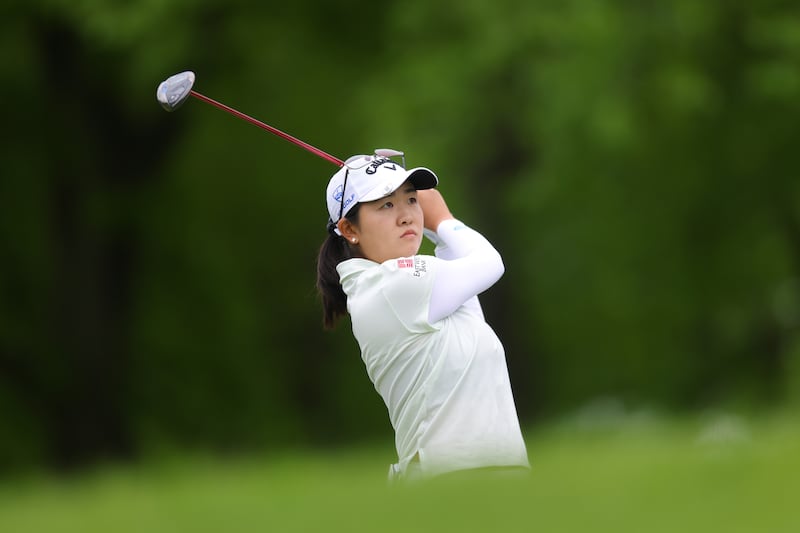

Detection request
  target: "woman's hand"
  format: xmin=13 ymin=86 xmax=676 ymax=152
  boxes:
xmin=417 ymin=189 xmax=454 ymax=231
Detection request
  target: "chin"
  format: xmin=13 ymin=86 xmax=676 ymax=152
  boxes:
xmin=405 ymin=245 xmax=422 ymax=257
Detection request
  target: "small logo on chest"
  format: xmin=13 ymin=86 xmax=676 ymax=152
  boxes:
xmin=397 ymin=257 xmax=427 ymax=277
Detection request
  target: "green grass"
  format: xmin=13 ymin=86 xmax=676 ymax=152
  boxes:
xmin=1 ymin=411 xmax=798 ymax=533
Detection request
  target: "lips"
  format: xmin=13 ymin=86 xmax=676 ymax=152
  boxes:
xmin=401 ymin=230 xmax=417 ymax=238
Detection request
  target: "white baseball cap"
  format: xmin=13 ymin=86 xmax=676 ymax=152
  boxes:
xmin=326 ymin=149 xmax=438 ymax=235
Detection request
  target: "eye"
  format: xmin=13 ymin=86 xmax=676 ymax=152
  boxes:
xmin=409 ymin=196 xmax=418 ymax=204
xmin=381 ymin=201 xmax=394 ymax=209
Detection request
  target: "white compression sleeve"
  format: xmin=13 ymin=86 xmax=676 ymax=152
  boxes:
xmin=426 ymin=219 xmax=504 ymax=324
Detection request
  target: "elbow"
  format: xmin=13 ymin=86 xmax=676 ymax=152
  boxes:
xmin=490 ymin=249 xmax=505 ymax=282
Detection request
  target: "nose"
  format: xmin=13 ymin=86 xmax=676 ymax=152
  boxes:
xmin=398 ymin=204 xmax=413 ymax=225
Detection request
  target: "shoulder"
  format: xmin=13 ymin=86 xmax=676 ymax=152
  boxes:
xmin=336 ymin=258 xmax=376 ymax=280
xmin=338 ymin=255 xmax=439 ymax=294
xmin=345 ymin=256 xmax=442 ymax=334
xmin=338 ymin=256 xmax=437 ymax=277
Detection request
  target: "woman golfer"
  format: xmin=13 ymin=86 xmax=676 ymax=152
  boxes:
xmin=317 ymin=150 xmax=529 ymax=481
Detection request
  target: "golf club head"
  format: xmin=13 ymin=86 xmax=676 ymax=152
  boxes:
xmin=157 ymin=71 xmax=195 ymax=111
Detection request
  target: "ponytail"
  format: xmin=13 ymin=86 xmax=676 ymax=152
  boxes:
xmin=316 ymin=205 xmax=361 ymax=329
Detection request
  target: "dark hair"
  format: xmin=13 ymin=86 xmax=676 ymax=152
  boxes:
xmin=316 ymin=204 xmax=362 ymax=329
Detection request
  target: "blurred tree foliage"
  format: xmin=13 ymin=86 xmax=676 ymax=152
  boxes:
xmin=1 ymin=0 xmax=799 ymax=471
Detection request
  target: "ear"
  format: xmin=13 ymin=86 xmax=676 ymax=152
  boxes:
xmin=337 ymin=218 xmax=359 ymax=243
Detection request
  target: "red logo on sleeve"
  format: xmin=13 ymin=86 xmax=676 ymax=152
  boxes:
xmin=397 ymin=258 xmax=414 ymax=269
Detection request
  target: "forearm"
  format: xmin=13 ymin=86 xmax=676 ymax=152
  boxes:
xmin=418 ymin=189 xmax=454 ymax=231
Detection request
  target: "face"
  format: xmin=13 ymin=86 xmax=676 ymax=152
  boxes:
xmin=339 ymin=180 xmax=423 ymax=264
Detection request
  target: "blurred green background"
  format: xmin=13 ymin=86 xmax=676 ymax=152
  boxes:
xmin=2 ymin=0 xmax=800 ymax=519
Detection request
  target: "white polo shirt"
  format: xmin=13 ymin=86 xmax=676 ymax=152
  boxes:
xmin=337 ymin=220 xmax=529 ymax=478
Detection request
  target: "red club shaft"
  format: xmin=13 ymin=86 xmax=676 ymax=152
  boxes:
xmin=189 ymin=90 xmax=343 ymax=167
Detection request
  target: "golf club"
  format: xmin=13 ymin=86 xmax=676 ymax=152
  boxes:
xmin=156 ymin=71 xmax=344 ymax=166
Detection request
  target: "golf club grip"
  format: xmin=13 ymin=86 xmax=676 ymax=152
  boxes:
xmin=189 ymin=90 xmax=344 ymax=167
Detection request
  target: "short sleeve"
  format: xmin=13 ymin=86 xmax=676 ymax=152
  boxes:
xmin=378 ymin=255 xmax=442 ymax=333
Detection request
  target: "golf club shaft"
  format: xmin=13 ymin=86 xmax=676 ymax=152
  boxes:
xmin=189 ymin=90 xmax=344 ymax=167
